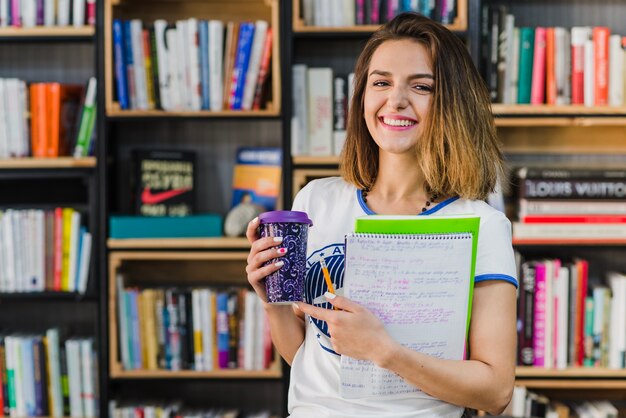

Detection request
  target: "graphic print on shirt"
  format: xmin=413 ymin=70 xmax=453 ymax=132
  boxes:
xmin=305 ymin=243 xmax=345 ymax=355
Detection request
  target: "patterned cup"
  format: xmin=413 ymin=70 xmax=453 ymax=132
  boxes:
xmin=259 ymin=210 xmax=313 ymax=304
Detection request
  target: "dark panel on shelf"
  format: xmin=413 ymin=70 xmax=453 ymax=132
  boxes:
xmin=0 ymin=301 xmax=97 ymax=336
xmin=0 ymin=176 xmax=89 ymax=205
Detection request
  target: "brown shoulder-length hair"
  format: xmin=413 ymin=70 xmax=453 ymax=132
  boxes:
xmin=340 ymin=12 xmax=502 ymax=200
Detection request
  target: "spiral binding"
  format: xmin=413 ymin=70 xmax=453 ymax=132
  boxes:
xmin=349 ymin=233 xmax=473 ymax=240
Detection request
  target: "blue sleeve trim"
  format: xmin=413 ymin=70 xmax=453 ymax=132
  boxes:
xmin=475 ymin=274 xmax=518 ymax=288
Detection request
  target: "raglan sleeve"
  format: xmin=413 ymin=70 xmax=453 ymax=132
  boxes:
xmin=474 ymin=211 xmax=518 ymax=288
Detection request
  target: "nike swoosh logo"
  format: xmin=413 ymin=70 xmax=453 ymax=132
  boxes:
xmin=141 ymin=187 xmax=191 ymax=205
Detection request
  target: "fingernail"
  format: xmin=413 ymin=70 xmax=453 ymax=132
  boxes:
xmin=251 ymin=217 xmax=258 ymax=224
xmin=275 ymin=261 xmax=285 ymax=267
xmin=292 ymin=303 xmax=300 ymax=310
xmin=273 ymin=236 xmax=283 ymax=242
xmin=324 ymin=291 xmax=336 ymax=300
xmin=277 ymin=248 xmax=287 ymax=254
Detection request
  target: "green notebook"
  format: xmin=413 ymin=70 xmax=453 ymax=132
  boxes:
xmin=340 ymin=215 xmax=480 ymax=398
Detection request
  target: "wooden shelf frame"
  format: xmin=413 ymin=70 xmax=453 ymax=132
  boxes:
xmin=107 ymin=237 xmax=250 ymax=249
xmin=0 ymin=26 xmax=95 ymax=38
xmin=108 ymin=251 xmax=281 ymax=379
xmin=104 ymin=0 xmax=282 ymax=117
xmin=492 ymin=104 xmax=626 ymax=115
xmin=0 ymin=157 xmax=96 ymax=169
xmin=292 ymin=0 xmax=468 ymax=33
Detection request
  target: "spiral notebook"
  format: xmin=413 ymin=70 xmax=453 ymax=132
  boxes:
xmin=339 ymin=215 xmax=480 ymax=399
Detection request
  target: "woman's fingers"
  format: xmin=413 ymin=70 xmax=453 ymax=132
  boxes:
xmin=245 ymin=217 xmax=260 ymax=243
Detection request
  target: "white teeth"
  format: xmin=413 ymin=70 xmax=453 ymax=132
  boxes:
xmin=382 ymin=117 xmax=416 ymax=127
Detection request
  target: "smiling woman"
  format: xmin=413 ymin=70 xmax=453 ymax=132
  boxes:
xmin=245 ymin=12 xmax=518 ymax=418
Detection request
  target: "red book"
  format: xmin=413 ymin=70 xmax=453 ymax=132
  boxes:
xmin=522 ymin=215 xmax=626 ymax=223
xmin=530 ymin=27 xmax=547 ymax=104
xmin=575 ymin=259 xmax=589 ymax=367
xmin=570 ymin=27 xmax=589 ymax=105
xmin=545 ymin=28 xmax=557 ymax=104
xmin=593 ymin=27 xmax=610 ymax=105
xmin=252 ymin=27 xmax=273 ymax=111
xmin=53 ymin=207 xmax=63 ymax=291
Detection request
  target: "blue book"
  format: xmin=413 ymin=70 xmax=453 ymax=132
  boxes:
xmin=129 ymin=289 xmax=143 ymax=369
xmin=123 ymin=20 xmax=136 ymax=109
xmin=418 ymin=0 xmax=433 ymax=18
xmin=109 ymin=214 xmax=222 ymax=239
xmin=113 ymin=19 xmax=129 ymax=109
xmin=198 ymin=20 xmax=211 ymax=110
xmin=20 ymin=338 xmax=36 ymax=416
xmin=231 ymin=22 xmax=255 ymax=110
xmin=216 ymin=292 xmax=229 ymax=368
xmin=74 ymin=226 xmax=85 ymax=291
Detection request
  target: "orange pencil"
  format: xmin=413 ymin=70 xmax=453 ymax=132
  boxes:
xmin=319 ymin=257 xmax=336 ymax=294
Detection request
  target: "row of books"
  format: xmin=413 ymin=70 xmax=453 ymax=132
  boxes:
xmin=512 ymin=167 xmax=626 ymax=241
xmin=517 ymin=258 xmax=626 ymax=370
xmin=109 ymin=402 xmax=274 ymax=418
xmin=299 ymin=0 xmax=459 ymax=27
xmin=482 ymin=5 xmax=626 ymax=106
xmin=291 ymin=65 xmax=354 ymax=156
xmin=113 ymin=18 xmax=273 ymax=112
xmin=116 ymin=278 xmax=272 ymax=372
xmin=0 ymin=77 xmax=97 ymax=159
xmin=0 ymin=330 xmax=97 ymax=418
xmin=0 ymin=0 xmax=95 ymax=28
xmin=504 ymin=386 xmax=622 ymax=418
xmin=0 ymin=208 xmax=92 ymax=295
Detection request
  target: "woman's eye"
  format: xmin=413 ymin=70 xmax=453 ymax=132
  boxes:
xmin=372 ymin=80 xmax=389 ymax=87
xmin=414 ymin=84 xmax=433 ymax=93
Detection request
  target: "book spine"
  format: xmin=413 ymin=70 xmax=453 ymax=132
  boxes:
xmin=521 ymin=178 xmax=626 ymax=200
xmin=570 ymin=27 xmax=588 ymax=105
xmin=198 ymin=20 xmax=210 ymax=110
xmin=522 ymin=215 xmax=626 ymax=223
xmin=73 ymin=77 xmax=97 ymax=158
xmin=530 ymin=27 xmax=546 ymax=104
xmin=208 ymin=20 xmax=224 ymax=111
xmin=153 ymin=20 xmax=170 ymax=111
xmin=609 ymin=34 xmax=624 ymax=106
xmin=517 ymin=27 xmax=534 ymax=104
xmin=252 ymin=26 xmax=272 ymax=111
xmin=142 ymin=29 xmax=155 ymax=110
xmin=545 ymin=28 xmax=556 ymax=105
xmin=216 ymin=292 xmax=229 ymax=369
xmin=593 ymin=27 xmax=610 ymax=106
xmin=533 ymin=263 xmax=547 ymax=367
xmin=519 ymin=263 xmax=536 ymax=365
xmin=113 ymin=20 xmax=129 ymax=110
xmin=584 ymin=38 xmax=594 ymax=107
xmin=242 ymin=20 xmax=268 ymax=110
xmin=230 ymin=22 xmax=255 ymax=110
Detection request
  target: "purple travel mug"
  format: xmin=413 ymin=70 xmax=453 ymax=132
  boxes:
xmin=258 ymin=210 xmax=313 ymax=304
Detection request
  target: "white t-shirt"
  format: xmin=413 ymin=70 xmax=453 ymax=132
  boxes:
xmin=288 ymin=177 xmax=518 ymax=418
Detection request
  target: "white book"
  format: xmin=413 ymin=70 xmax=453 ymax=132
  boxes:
xmin=0 ymin=0 xmax=7 ymax=26
xmin=5 ymin=79 xmax=22 ymax=157
xmin=208 ymin=20 xmax=224 ymax=111
xmin=12 ymin=336 xmax=26 ymax=417
xmin=253 ymin=295 xmax=266 ymax=370
xmin=18 ymin=80 xmax=29 ymax=157
xmin=176 ymin=20 xmax=190 ymax=109
xmin=502 ymin=14 xmax=515 ymax=104
xmin=555 ymin=266 xmax=569 ymax=370
xmin=165 ymin=27 xmax=183 ymax=110
xmin=13 ymin=211 xmax=24 ymax=292
xmin=67 ymin=211 xmax=81 ymax=292
xmin=35 ymin=210 xmax=45 ymax=291
xmin=330 ymin=0 xmax=344 ymax=27
xmin=200 ymin=289 xmax=214 ymax=371
xmin=153 ymin=20 xmax=171 ymax=111
xmin=0 ymin=212 xmax=4 ymax=292
xmin=65 ymin=339 xmax=83 ymax=418
xmin=609 ymin=34 xmax=624 ymax=106
xmin=130 ymin=19 xmax=148 ymax=110
xmin=186 ymin=18 xmax=201 ymax=111
xmin=80 ymin=339 xmax=96 ymax=418
xmin=302 ymin=0 xmax=314 ymax=26
xmin=342 ymin=0 xmax=355 ymax=26
xmin=607 ymin=272 xmax=626 ymax=368
xmin=291 ymin=64 xmax=308 ymax=156
xmin=44 ymin=0 xmax=55 ymax=26
xmin=333 ymin=131 xmax=347 ymax=156
xmin=191 ymin=289 xmax=204 ymax=370
xmin=20 ymin=337 xmax=36 ymax=416
xmin=0 ymin=79 xmax=8 ymax=158
xmin=76 ymin=231 xmax=91 ymax=294
xmin=554 ymin=27 xmax=570 ymax=105
xmin=2 ymin=210 xmax=15 ymax=292
xmin=46 ymin=328 xmax=64 ymax=418
xmin=21 ymin=0 xmax=36 ymax=27
xmin=347 ymin=72 xmax=355 ymax=112
xmin=243 ymin=291 xmax=256 ymax=370
xmin=72 ymin=0 xmax=84 ymax=26
xmin=307 ymin=67 xmax=333 ymax=156
xmin=242 ymin=20 xmax=268 ymax=110
xmin=584 ymin=38 xmax=595 ymax=107
xmin=57 ymin=0 xmax=70 ymax=26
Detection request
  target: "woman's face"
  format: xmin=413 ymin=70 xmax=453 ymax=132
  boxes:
xmin=363 ymin=39 xmax=434 ymax=157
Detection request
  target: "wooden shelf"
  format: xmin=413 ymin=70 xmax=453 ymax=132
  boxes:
xmin=0 ymin=26 xmax=95 ymax=37
xmin=495 ymin=117 xmax=626 ymax=127
xmin=292 ymin=155 xmax=340 ymax=166
xmin=516 ymin=367 xmax=626 ymax=378
xmin=110 ymin=368 xmax=281 ymax=379
xmin=292 ymin=0 xmax=468 ymax=33
xmin=492 ymin=104 xmax=626 ymax=115
xmin=513 ymin=239 xmax=626 ymax=246
xmin=106 ymin=108 xmax=280 ymax=118
xmin=0 ymin=157 xmax=96 ymax=169
xmin=108 ymin=237 xmax=250 ymax=249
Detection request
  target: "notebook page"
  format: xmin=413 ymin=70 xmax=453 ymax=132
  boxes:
xmin=340 ymin=233 xmax=474 ymax=399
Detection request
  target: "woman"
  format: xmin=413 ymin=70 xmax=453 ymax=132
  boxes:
xmin=246 ymin=12 xmax=517 ymax=418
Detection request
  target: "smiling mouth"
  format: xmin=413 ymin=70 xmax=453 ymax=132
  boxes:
xmin=379 ymin=116 xmax=417 ymax=127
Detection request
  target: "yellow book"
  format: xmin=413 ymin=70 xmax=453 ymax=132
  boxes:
xmin=61 ymin=208 xmax=73 ymax=291
xmin=212 ymin=291 xmax=218 ymax=370
xmin=143 ymin=289 xmax=159 ymax=370
xmin=136 ymin=291 xmax=147 ymax=369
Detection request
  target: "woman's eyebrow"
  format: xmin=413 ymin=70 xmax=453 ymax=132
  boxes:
xmin=369 ymin=70 xmax=434 ymax=79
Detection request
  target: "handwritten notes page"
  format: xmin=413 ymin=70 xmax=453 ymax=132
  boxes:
xmin=340 ymin=233 xmax=473 ymax=399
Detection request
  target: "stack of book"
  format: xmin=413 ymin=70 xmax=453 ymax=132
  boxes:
xmin=113 ymin=19 xmax=273 ymax=112
xmin=0 ymin=0 xmax=95 ymax=28
xmin=116 ymin=277 xmax=273 ymax=372
xmin=0 ymin=208 xmax=92 ymax=294
xmin=512 ymin=167 xmax=626 ymax=243
xmin=109 ymin=402 xmax=273 ymax=418
xmin=298 ymin=0 xmax=459 ymax=27
xmin=482 ymin=4 xmax=626 ymax=106
xmin=0 ymin=330 xmax=97 ymax=418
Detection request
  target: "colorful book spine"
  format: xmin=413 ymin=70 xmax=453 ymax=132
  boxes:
xmin=229 ymin=22 xmax=255 ymax=110
xmin=73 ymin=77 xmax=97 ymax=158
xmin=530 ymin=27 xmax=546 ymax=104
xmin=517 ymin=27 xmax=535 ymax=104
xmin=593 ymin=27 xmax=610 ymax=106
xmin=198 ymin=20 xmax=210 ymax=110
xmin=533 ymin=262 xmax=547 ymax=367
xmin=216 ymin=292 xmax=230 ymax=369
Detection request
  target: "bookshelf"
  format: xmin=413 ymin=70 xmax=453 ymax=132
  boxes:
xmin=0 ymin=26 xmax=95 ymax=38
xmin=0 ymin=157 xmax=96 ymax=169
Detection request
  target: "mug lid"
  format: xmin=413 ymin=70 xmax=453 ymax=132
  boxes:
xmin=259 ymin=210 xmax=313 ymax=226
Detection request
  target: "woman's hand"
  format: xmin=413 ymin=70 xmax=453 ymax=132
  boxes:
xmin=245 ymin=217 xmax=288 ymax=302
xmin=295 ymin=293 xmax=399 ymax=366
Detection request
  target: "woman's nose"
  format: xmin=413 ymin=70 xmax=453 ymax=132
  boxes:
xmin=386 ymin=86 xmax=409 ymax=110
